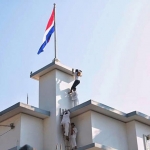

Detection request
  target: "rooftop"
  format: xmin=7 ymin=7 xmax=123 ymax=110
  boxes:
xmin=30 ymin=60 xmax=73 ymax=80
xmin=0 ymin=102 xmax=50 ymax=123
xmin=1 ymin=99 xmax=150 ymax=125
xmin=70 ymin=100 xmax=150 ymax=125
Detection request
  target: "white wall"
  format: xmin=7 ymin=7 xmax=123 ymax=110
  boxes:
xmin=39 ymin=69 xmax=74 ymax=150
xmin=0 ymin=114 xmax=21 ymax=150
xmin=134 ymin=121 xmax=150 ymax=150
xmin=39 ymin=70 xmax=57 ymax=150
xmin=71 ymin=111 xmax=93 ymax=147
xmin=126 ymin=120 xmax=150 ymax=150
xmin=39 ymin=70 xmax=56 ymax=111
xmin=20 ymin=113 xmax=44 ymax=150
xmin=126 ymin=121 xmax=138 ymax=150
xmin=91 ymin=111 xmax=128 ymax=150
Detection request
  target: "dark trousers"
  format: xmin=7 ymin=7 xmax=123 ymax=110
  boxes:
xmin=71 ymin=80 xmax=80 ymax=91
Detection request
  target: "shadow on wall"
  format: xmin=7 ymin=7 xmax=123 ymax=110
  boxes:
xmin=56 ymin=75 xmax=74 ymax=110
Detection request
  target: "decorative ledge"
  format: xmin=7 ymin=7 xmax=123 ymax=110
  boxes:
xmin=70 ymin=99 xmax=150 ymax=126
xmin=0 ymin=102 xmax=50 ymax=123
xmin=30 ymin=61 xmax=73 ymax=80
xmin=77 ymin=143 xmax=117 ymax=150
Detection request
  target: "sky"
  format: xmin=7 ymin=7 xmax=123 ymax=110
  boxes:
xmin=0 ymin=0 xmax=150 ymax=115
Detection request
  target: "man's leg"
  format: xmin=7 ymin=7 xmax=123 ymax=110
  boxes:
xmin=64 ymin=122 xmax=69 ymax=140
xmin=64 ymin=122 xmax=69 ymax=136
xmin=74 ymin=100 xmax=78 ymax=106
xmin=61 ymin=124 xmax=65 ymax=134
xmin=72 ymin=137 xmax=77 ymax=149
xmin=70 ymin=136 xmax=73 ymax=149
xmin=71 ymin=100 xmax=74 ymax=108
xmin=69 ymin=80 xmax=80 ymax=93
xmin=73 ymin=100 xmax=75 ymax=107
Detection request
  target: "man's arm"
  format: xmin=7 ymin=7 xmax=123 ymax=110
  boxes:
xmin=67 ymin=110 xmax=70 ymax=116
xmin=73 ymin=128 xmax=77 ymax=134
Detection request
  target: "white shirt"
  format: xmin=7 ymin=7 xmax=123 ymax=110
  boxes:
xmin=71 ymin=127 xmax=77 ymax=138
xmin=71 ymin=91 xmax=78 ymax=101
xmin=61 ymin=111 xmax=70 ymax=123
xmin=74 ymin=72 xmax=80 ymax=80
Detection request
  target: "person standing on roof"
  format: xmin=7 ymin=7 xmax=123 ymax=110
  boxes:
xmin=70 ymin=88 xmax=79 ymax=107
xmin=70 ymin=123 xmax=78 ymax=150
xmin=61 ymin=110 xmax=70 ymax=141
xmin=68 ymin=69 xmax=82 ymax=94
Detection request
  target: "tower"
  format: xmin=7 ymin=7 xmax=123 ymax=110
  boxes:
xmin=30 ymin=60 xmax=74 ymax=150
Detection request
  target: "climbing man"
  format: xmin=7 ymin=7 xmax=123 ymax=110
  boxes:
xmin=70 ymin=123 xmax=78 ymax=150
xmin=70 ymin=88 xmax=79 ymax=107
xmin=61 ymin=110 xmax=70 ymax=141
xmin=68 ymin=69 xmax=82 ymax=94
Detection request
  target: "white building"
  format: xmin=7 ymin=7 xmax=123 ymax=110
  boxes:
xmin=0 ymin=60 xmax=150 ymax=150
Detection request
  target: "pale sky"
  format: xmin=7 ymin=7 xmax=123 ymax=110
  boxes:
xmin=0 ymin=0 xmax=150 ymax=115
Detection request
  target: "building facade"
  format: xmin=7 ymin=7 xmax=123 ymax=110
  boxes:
xmin=0 ymin=61 xmax=150 ymax=150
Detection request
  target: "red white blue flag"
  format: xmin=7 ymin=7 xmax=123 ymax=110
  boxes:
xmin=37 ymin=8 xmax=55 ymax=54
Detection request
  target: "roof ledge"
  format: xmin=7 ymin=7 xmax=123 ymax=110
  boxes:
xmin=30 ymin=61 xmax=73 ymax=80
xmin=77 ymin=143 xmax=117 ymax=150
xmin=0 ymin=102 xmax=50 ymax=123
xmin=70 ymin=99 xmax=150 ymax=125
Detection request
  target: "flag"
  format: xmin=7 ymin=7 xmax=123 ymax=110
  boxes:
xmin=37 ymin=8 xmax=55 ymax=54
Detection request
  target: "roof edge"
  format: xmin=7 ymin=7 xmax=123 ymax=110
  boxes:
xmin=0 ymin=102 xmax=50 ymax=122
xmin=30 ymin=61 xmax=73 ymax=80
xmin=70 ymin=99 xmax=150 ymax=125
xmin=77 ymin=143 xmax=117 ymax=150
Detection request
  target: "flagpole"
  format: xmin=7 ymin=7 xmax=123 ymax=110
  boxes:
xmin=27 ymin=93 xmax=28 ymax=104
xmin=54 ymin=3 xmax=57 ymax=59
